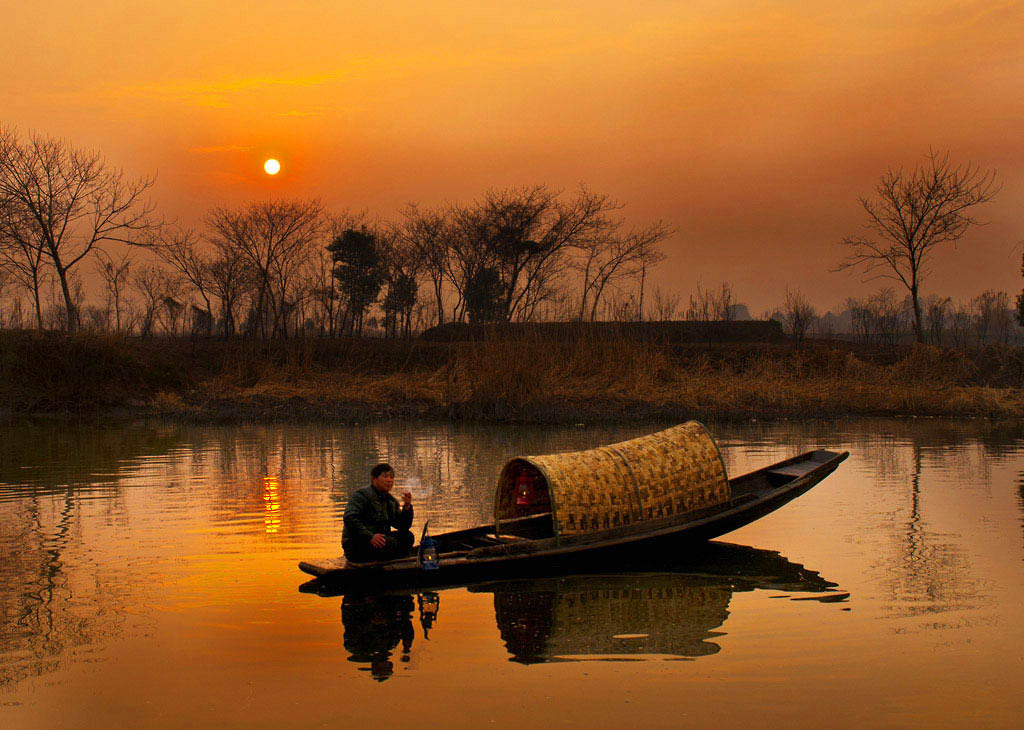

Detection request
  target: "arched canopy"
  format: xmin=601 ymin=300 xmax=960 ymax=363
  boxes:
xmin=494 ymin=422 xmax=730 ymax=537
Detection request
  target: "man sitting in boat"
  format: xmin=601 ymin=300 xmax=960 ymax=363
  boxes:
xmin=342 ymin=463 xmax=415 ymax=563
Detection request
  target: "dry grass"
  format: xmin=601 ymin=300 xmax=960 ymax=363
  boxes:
xmin=2 ymin=330 xmax=1023 ymax=421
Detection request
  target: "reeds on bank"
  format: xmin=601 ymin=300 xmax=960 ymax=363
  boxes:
xmin=1 ymin=329 xmax=1022 ymax=421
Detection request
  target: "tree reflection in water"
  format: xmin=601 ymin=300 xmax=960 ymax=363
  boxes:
xmin=0 ymin=490 xmax=129 ymax=688
xmin=1018 ymin=475 xmax=1024 ymax=541
xmin=334 ymin=542 xmax=843 ymax=673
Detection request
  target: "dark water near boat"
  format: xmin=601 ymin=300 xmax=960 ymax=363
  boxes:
xmin=1 ymin=419 xmax=1023 ymax=729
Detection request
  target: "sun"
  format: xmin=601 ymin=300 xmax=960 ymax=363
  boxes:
xmin=263 ymin=158 xmax=281 ymax=175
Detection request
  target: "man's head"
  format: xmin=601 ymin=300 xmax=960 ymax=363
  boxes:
xmin=370 ymin=463 xmax=395 ymax=493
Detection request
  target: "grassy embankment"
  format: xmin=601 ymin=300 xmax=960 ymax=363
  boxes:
xmin=1 ymin=330 xmax=1023 ymax=422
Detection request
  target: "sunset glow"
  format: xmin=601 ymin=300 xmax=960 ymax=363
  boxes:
xmin=263 ymin=158 xmax=281 ymax=175
xmin=2 ymin=1 xmax=1022 ymax=312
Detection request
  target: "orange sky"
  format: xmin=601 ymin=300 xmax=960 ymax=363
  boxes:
xmin=3 ymin=0 xmax=1022 ymax=313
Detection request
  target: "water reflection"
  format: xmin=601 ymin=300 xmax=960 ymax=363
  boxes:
xmin=418 ymin=591 xmax=441 ymax=637
xmin=1018 ymin=475 xmax=1024 ymax=537
xmin=341 ymin=594 xmax=416 ymax=681
xmin=330 ymin=542 xmax=844 ymax=673
xmin=722 ymin=419 xmax=1018 ymax=620
xmin=882 ymin=443 xmax=977 ymax=617
xmin=486 ymin=576 xmax=730 ymax=662
xmin=263 ymin=475 xmax=281 ymax=534
xmin=1 ymin=418 xmax=1021 ymax=698
xmin=0 ymin=490 xmax=128 ymax=688
xmin=336 ymin=591 xmax=442 ymax=681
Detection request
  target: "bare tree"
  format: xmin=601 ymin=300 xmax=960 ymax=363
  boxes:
xmin=0 ymin=266 xmax=9 ymax=328
xmin=0 ymin=167 xmax=49 ymax=328
xmin=44 ymin=272 xmax=87 ymax=331
xmin=944 ymin=302 xmax=972 ymax=349
xmin=307 ymin=243 xmax=339 ymax=336
xmin=532 ymin=291 xmax=576 ymax=322
xmin=838 ymin=150 xmax=999 ymax=342
xmin=813 ymin=311 xmax=837 ymax=340
xmin=685 ymin=281 xmax=734 ymax=323
xmin=922 ymin=295 xmax=951 ymax=346
xmin=379 ymin=231 xmax=421 ymax=338
xmin=137 ymin=225 xmax=248 ymax=337
xmin=399 ymin=203 xmax=451 ymax=327
xmin=845 ymin=289 xmax=908 ymax=346
xmin=649 ymin=286 xmax=681 ymax=321
xmin=133 ymin=265 xmax=181 ymax=337
xmin=973 ymin=290 xmax=1013 ymax=346
xmin=873 ymin=288 xmax=909 ymax=346
xmin=717 ymin=282 xmax=735 ymax=322
xmin=1016 ymin=253 xmax=1024 ymax=330
xmin=95 ymin=250 xmax=133 ymax=332
xmin=150 ymin=228 xmax=216 ymax=325
xmin=845 ymin=297 xmax=871 ymax=344
xmin=685 ymin=284 xmax=714 ymax=325
xmin=206 ymin=246 xmax=253 ymax=338
xmin=0 ymin=128 xmax=158 ymax=331
xmin=449 ymin=186 xmax=627 ymax=322
xmin=605 ymin=292 xmax=640 ymax=322
xmin=158 ymin=293 xmax=187 ymax=336
xmin=207 ymin=199 xmax=325 ymax=338
xmin=782 ymin=287 xmax=816 ymax=346
xmin=573 ymin=222 xmax=669 ymax=321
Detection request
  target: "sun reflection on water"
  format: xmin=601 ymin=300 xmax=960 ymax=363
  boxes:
xmin=263 ymin=475 xmax=281 ymax=534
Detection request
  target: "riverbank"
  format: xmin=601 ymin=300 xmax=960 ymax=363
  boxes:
xmin=2 ymin=331 xmax=1022 ymax=422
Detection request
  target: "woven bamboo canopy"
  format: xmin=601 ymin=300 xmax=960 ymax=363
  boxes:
xmin=494 ymin=421 xmax=730 ymax=537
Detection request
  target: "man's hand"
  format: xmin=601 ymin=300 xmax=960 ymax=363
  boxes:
xmin=401 ymin=491 xmax=413 ymax=508
xmin=370 ymin=534 xmax=387 ymax=549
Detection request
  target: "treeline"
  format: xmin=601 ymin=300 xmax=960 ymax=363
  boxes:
xmin=3 ymin=128 xmax=1023 ymax=353
xmin=1 ymin=128 xmax=671 ymax=338
xmin=769 ymin=286 xmax=1024 ymax=348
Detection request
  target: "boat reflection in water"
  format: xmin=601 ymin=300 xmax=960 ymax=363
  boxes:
xmin=485 ymin=575 xmax=731 ymax=663
xmin=478 ymin=542 xmax=846 ymax=663
xmin=327 ymin=541 xmax=845 ymax=675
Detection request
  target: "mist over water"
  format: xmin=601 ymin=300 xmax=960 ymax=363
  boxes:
xmin=1 ymin=419 xmax=1023 ymax=729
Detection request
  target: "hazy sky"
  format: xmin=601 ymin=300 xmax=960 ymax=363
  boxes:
xmin=3 ymin=0 xmax=1022 ymax=313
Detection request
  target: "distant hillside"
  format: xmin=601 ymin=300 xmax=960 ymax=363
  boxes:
xmin=727 ymin=304 xmax=753 ymax=321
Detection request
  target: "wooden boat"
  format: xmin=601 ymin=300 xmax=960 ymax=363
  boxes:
xmin=299 ymin=422 xmax=848 ymax=591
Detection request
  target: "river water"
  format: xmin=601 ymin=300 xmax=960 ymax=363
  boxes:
xmin=1 ymin=419 xmax=1022 ymax=729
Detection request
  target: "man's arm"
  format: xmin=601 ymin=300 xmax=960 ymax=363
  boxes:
xmin=397 ymin=503 xmax=413 ymax=531
xmin=343 ymin=490 xmax=376 ymax=542
xmin=392 ymin=493 xmax=414 ymax=532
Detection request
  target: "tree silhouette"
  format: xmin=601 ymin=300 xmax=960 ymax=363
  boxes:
xmin=0 ymin=128 xmax=158 ymax=331
xmin=329 ymin=228 xmax=385 ymax=335
xmin=838 ymin=150 xmax=999 ymax=343
xmin=1016 ymin=254 xmax=1024 ymax=329
xmin=206 ymin=199 xmax=324 ymax=339
xmin=382 ymin=272 xmax=417 ymax=337
xmin=464 ymin=266 xmax=504 ymax=323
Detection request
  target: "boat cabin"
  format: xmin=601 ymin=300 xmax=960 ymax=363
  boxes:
xmin=490 ymin=421 xmax=730 ymax=540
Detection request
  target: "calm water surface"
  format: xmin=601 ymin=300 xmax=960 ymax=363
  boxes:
xmin=1 ymin=419 xmax=1023 ymax=729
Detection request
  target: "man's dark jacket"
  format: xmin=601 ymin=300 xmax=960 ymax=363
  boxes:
xmin=342 ymin=486 xmax=414 ymax=557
